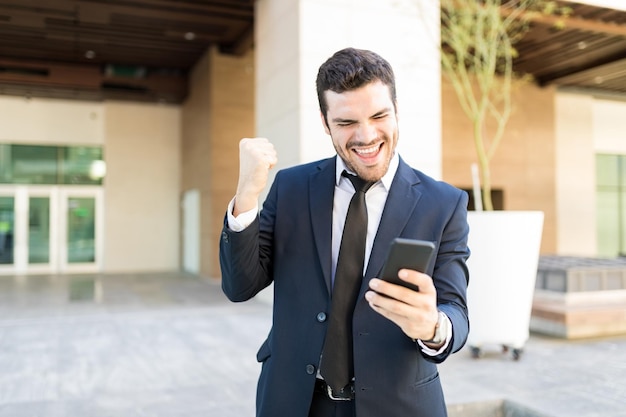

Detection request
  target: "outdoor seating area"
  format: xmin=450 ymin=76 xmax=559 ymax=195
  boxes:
xmin=0 ymin=271 xmax=624 ymax=416
xmin=532 ymin=256 xmax=626 ymax=339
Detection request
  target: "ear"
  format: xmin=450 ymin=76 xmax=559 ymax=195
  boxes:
xmin=320 ymin=111 xmax=331 ymax=135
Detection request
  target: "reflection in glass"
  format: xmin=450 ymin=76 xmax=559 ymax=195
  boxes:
xmin=596 ymin=154 xmax=626 ymax=257
xmin=29 ymin=197 xmax=50 ymax=264
xmin=10 ymin=145 xmax=59 ymax=184
xmin=596 ymin=191 xmax=618 ymax=257
xmin=0 ymin=144 xmax=104 ymax=185
xmin=69 ymin=276 xmax=96 ymax=301
xmin=62 ymin=147 xmax=105 ymax=185
xmin=0 ymin=145 xmax=11 ymax=183
xmin=0 ymin=197 xmax=15 ymax=265
xmin=67 ymin=198 xmax=96 ymax=263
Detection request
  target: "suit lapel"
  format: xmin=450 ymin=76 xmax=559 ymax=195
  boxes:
xmin=309 ymin=157 xmax=336 ymax=295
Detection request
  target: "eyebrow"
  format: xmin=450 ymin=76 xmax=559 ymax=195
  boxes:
xmin=331 ymin=107 xmax=393 ymax=124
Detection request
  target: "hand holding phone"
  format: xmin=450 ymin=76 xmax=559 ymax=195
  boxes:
xmin=380 ymin=238 xmax=436 ymax=292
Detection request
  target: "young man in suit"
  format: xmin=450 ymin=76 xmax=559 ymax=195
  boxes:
xmin=220 ymin=47 xmax=470 ymax=417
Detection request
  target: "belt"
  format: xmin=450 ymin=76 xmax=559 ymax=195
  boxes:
xmin=314 ymin=379 xmax=355 ymax=401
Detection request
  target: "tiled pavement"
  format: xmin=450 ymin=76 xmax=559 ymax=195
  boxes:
xmin=0 ymin=272 xmax=624 ymax=417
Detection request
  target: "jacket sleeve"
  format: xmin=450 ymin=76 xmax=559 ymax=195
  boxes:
xmin=422 ymin=189 xmax=470 ymax=363
xmin=219 ymin=176 xmax=278 ymax=302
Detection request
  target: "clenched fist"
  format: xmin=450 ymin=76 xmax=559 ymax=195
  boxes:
xmin=234 ymin=137 xmax=277 ymax=216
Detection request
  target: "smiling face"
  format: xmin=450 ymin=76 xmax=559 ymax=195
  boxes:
xmin=322 ymin=80 xmax=399 ymax=182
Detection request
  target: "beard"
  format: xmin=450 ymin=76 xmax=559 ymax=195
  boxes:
xmin=334 ymin=131 xmax=398 ymax=183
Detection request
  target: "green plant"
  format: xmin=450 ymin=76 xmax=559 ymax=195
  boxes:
xmin=440 ymin=0 xmax=569 ymax=210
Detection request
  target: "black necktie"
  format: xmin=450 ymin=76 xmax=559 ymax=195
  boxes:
xmin=320 ymin=171 xmax=375 ymax=393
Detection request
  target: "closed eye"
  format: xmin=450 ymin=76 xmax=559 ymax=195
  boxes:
xmin=334 ymin=119 xmax=356 ymax=127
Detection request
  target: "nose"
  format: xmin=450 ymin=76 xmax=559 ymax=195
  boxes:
xmin=356 ymin=122 xmax=377 ymax=142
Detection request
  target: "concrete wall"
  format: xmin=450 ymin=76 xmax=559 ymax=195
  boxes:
xmin=103 ymin=101 xmax=181 ymax=272
xmin=255 ymin=0 xmax=443 ymax=188
xmin=555 ymin=93 xmax=626 ymax=256
xmin=593 ymin=98 xmax=626 ymax=154
xmin=442 ymin=75 xmax=626 ymax=258
xmin=441 ymin=79 xmax=557 ymax=254
xmin=0 ymin=96 xmax=104 ymax=145
xmin=554 ymin=93 xmax=596 ymax=256
xmin=0 ymin=96 xmax=182 ymax=272
xmin=182 ymin=47 xmax=255 ymax=278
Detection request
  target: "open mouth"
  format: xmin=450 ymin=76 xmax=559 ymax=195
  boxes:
xmin=353 ymin=142 xmax=383 ymax=159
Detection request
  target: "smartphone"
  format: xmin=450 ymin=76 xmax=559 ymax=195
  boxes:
xmin=380 ymin=238 xmax=436 ymax=292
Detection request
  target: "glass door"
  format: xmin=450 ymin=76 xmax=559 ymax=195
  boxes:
xmin=0 ymin=186 xmax=54 ymax=274
xmin=28 ymin=196 xmax=52 ymax=264
xmin=59 ymin=188 xmax=103 ymax=273
xmin=23 ymin=187 xmax=58 ymax=274
xmin=0 ymin=186 xmax=102 ymax=275
xmin=0 ymin=195 xmax=15 ymax=269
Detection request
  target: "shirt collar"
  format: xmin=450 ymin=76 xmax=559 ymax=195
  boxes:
xmin=335 ymin=152 xmax=399 ymax=191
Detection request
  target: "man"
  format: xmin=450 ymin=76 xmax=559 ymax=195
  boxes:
xmin=219 ymin=47 xmax=470 ymax=417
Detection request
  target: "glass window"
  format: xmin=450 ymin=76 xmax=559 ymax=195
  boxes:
xmin=0 ymin=145 xmax=12 ymax=183
xmin=0 ymin=144 xmax=104 ymax=185
xmin=0 ymin=197 xmax=15 ymax=265
xmin=11 ymin=145 xmax=59 ymax=184
xmin=62 ymin=146 xmax=105 ymax=185
xmin=29 ymin=197 xmax=51 ymax=264
xmin=596 ymin=154 xmax=619 ymax=188
xmin=596 ymin=154 xmax=626 ymax=257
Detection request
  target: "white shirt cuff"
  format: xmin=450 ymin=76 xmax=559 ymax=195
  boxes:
xmin=417 ymin=314 xmax=453 ymax=356
xmin=226 ymin=197 xmax=258 ymax=232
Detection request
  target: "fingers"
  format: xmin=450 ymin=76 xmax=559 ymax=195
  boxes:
xmin=365 ymin=270 xmax=439 ymax=340
xmin=240 ymin=137 xmax=277 ymax=169
xmin=365 ymin=284 xmax=415 ymax=316
xmin=371 ymin=269 xmax=436 ymax=300
xmin=234 ymin=137 xmax=278 ymax=215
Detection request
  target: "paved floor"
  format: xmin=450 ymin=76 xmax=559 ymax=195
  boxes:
xmin=0 ymin=271 xmax=624 ymax=417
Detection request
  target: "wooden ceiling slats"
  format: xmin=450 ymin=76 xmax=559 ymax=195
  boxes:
xmin=0 ymin=0 xmax=624 ymax=102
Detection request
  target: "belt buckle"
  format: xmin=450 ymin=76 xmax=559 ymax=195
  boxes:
xmin=326 ymin=383 xmax=354 ymax=401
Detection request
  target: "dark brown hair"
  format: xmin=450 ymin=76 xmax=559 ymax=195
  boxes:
xmin=316 ymin=47 xmax=397 ymax=125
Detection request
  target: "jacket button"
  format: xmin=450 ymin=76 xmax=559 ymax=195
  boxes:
xmin=306 ymin=364 xmax=316 ymax=375
xmin=316 ymin=312 xmax=327 ymax=322
xmin=221 ymin=231 xmax=229 ymax=243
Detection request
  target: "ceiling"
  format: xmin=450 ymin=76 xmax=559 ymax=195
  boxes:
xmin=514 ymin=2 xmax=626 ymax=97
xmin=0 ymin=0 xmax=254 ymax=103
xmin=0 ymin=0 xmax=625 ymax=104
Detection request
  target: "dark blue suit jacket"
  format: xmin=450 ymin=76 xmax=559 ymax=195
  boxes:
xmin=220 ymin=156 xmax=470 ymax=417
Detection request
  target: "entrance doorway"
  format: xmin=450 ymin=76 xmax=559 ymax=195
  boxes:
xmin=0 ymin=186 xmax=103 ymax=275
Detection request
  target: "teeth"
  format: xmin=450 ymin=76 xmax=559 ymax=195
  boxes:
xmin=355 ymin=144 xmax=379 ymax=155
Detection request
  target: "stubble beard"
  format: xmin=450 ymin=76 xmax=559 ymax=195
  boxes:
xmin=335 ymin=132 xmax=397 ymax=183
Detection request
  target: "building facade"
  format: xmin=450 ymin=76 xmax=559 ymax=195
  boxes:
xmin=1 ymin=0 xmax=625 ymax=278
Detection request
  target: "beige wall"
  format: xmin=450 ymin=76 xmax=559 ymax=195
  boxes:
xmin=182 ymin=47 xmax=255 ymax=278
xmin=554 ymin=93 xmax=626 ymax=256
xmin=0 ymin=96 xmax=182 ymax=273
xmin=554 ymin=93 xmax=596 ymax=256
xmin=0 ymin=96 xmax=104 ymax=145
xmin=593 ymin=98 xmax=626 ymax=153
xmin=441 ymin=79 xmax=557 ymax=254
xmin=104 ymin=102 xmax=181 ymax=272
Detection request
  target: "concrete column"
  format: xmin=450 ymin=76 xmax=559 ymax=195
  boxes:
xmin=255 ymin=0 xmax=442 ymax=189
xmin=555 ymin=92 xmax=596 ymax=256
xmin=182 ymin=47 xmax=255 ymax=278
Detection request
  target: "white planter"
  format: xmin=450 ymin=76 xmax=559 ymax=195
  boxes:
xmin=466 ymin=211 xmax=544 ymax=358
